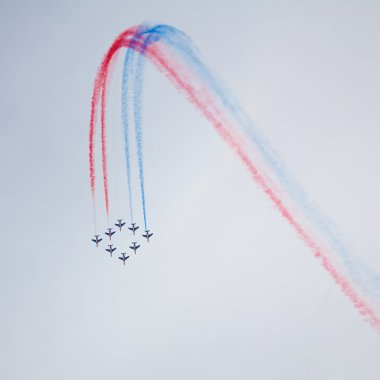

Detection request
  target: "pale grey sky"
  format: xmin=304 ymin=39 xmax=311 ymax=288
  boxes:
xmin=1 ymin=1 xmax=380 ymax=379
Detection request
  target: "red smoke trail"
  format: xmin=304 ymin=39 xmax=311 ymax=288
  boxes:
xmin=89 ymin=27 xmax=380 ymax=331
xmin=144 ymin=42 xmax=380 ymax=331
xmin=89 ymin=28 xmax=139 ymax=215
xmin=100 ymin=84 xmax=109 ymax=215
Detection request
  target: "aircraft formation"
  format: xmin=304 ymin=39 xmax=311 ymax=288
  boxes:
xmin=91 ymin=219 xmax=153 ymax=266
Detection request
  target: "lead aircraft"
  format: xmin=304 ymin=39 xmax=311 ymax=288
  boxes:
xmin=115 ymin=219 xmax=126 ymax=231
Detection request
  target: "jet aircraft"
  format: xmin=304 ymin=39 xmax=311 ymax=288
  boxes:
xmin=92 ymin=235 xmax=102 ymax=247
xmin=142 ymin=230 xmax=153 ymax=242
xmin=105 ymin=228 xmax=115 ymax=240
xmin=105 ymin=244 xmax=116 ymax=257
xmin=128 ymin=223 xmax=139 ymax=235
xmin=115 ymin=219 xmax=126 ymax=231
xmin=129 ymin=242 xmax=140 ymax=254
xmin=119 ymin=252 xmax=129 ymax=265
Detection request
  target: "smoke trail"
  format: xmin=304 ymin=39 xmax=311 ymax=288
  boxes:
xmin=121 ymin=41 xmax=136 ymax=223
xmin=89 ymin=28 xmax=139 ymax=220
xmin=100 ymin=77 xmax=110 ymax=216
xmin=133 ymin=46 xmax=147 ymax=230
xmin=131 ymin=32 xmax=161 ymax=231
xmin=142 ymin=41 xmax=380 ymax=330
xmin=121 ymin=27 xmax=154 ymax=230
xmin=89 ymin=24 xmax=380 ymax=330
xmin=136 ymin=24 xmax=380 ymax=302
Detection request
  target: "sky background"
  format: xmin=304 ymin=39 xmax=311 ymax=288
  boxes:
xmin=1 ymin=1 xmax=380 ymax=379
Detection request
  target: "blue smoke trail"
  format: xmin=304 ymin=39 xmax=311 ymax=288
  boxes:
xmin=127 ymin=24 xmax=380 ymax=300
xmin=121 ymin=46 xmax=135 ymax=223
xmin=133 ymin=55 xmax=147 ymax=230
xmin=130 ymin=31 xmax=161 ymax=231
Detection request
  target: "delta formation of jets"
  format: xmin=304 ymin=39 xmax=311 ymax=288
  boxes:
xmin=91 ymin=219 xmax=153 ymax=266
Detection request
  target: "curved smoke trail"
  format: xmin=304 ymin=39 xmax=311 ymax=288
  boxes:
xmin=132 ymin=34 xmax=152 ymax=231
xmin=128 ymin=25 xmax=380 ymax=302
xmin=89 ymin=24 xmax=380 ymax=331
xmin=89 ymin=27 xmax=139 ymax=216
xmin=121 ymin=40 xmax=136 ymax=223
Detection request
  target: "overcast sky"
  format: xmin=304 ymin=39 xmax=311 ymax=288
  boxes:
xmin=1 ymin=1 xmax=380 ymax=379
